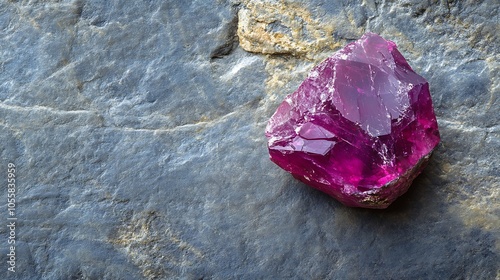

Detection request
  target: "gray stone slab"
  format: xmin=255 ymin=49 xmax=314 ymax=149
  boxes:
xmin=0 ymin=0 xmax=498 ymax=279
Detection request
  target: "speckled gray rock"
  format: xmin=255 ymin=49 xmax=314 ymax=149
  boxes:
xmin=0 ymin=0 xmax=498 ymax=279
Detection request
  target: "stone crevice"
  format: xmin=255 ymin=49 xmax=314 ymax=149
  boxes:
xmin=210 ymin=5 xmax=240 ymax=60
xmin=0 ymin=102 xmax=96 ymax=116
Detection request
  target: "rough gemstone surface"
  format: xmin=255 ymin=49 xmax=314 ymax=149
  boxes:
xmin=266 ymin=33 xmax=440 ymax=209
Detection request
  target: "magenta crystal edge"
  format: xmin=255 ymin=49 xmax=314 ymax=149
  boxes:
xmin=265 ymin=32 xmax=440 ymax=209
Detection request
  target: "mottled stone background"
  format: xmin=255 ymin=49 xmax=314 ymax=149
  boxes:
xmin=0 ymin=0 xmax=498 ymax=279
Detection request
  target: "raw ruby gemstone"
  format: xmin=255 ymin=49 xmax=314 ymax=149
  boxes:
xmin=266 ymin=33 xmax=440 ymax=209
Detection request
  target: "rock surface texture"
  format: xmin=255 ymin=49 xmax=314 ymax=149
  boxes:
xmin=0 ymin=0 xmax=498 ymax=279
xmin=266 ymin=33 xmax=441 ymax=209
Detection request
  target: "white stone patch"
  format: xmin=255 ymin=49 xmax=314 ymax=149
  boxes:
xmin=220 ymin=56 xmax=260 ymax=82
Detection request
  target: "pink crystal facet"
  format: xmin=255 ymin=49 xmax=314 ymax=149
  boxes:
xmin=265 ymin=33 xmax=440 ymax=209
